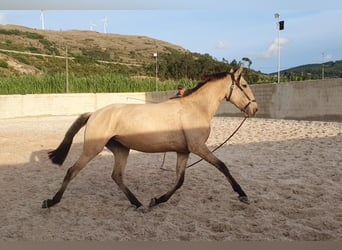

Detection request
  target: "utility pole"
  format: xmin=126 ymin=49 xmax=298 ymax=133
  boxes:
xmin=65 ymin=46 xmax=69 ymax=93
xmin=153 ymin=52 xmax=158 ymax=91
xmin=274 ymin=13 xmax=284 ymax=83
xmin=322 ymin=52 xmax=325 ymax=80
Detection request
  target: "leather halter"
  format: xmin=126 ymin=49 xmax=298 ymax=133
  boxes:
xmin=226 ymin=73 xmax=257 ymax=114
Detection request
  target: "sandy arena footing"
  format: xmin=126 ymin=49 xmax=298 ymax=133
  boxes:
xmin=0 ymin=116 xmax=341 ymax=240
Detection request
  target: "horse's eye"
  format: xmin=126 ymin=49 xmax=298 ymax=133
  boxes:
xmin=242 ymin=84 xmax=247 ymax=88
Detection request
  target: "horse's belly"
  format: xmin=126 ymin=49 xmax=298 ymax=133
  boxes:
xmin=115 ymin=134 xmax=188 ymax=153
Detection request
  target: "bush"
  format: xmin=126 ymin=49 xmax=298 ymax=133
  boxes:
xmin=0 ymin=60 xmax=8 ymax=68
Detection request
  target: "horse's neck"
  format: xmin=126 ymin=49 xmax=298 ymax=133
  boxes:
xmin=187 ymin=78 xmax=228 ymax=120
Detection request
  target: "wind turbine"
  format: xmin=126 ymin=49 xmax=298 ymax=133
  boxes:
xmin=101 ymin=16 xmax=108 ymax=34
xmin=90 ymin=21 xmax=97 ymax=31
xmin=40 ymin=10 xmax=45 ymax=30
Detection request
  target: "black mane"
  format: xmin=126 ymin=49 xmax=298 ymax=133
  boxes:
xmin=183 ymin=71 xmax=230 ymax=97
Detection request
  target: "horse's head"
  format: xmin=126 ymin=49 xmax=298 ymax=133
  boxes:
xmin=226 ymin=65 xmax=258 ymax=117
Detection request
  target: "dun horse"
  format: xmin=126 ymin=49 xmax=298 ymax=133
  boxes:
xmin=42 ymin=65 xmax=258 ymax=209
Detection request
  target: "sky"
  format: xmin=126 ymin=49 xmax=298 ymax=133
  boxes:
xmin=1 ymin=0 xmax=342 ymax=73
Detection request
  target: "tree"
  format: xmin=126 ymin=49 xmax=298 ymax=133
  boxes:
xmin=230 ymin=59 xmax=238 ymax=68
xmin=242 ymin=57 xmax=252 ymax=68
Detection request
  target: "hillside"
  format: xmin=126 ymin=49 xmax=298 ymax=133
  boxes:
xmin=0 ymin=24 xmax=187 ymax=77
xmin=2 ymin=24 xmax=342 ymax=87
xmin=275 ymin=60 xmax=342 ymax=81
xmin=0 ymin=24 xmax=274 ymax=95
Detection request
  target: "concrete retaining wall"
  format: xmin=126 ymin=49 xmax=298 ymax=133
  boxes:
xmin=0 ymin=92 xmax=147 ymax=119
xmin=215 ymin=78 xmax=342 ymax=122
xmin=1 ymin=78 xmax=342 ymax=121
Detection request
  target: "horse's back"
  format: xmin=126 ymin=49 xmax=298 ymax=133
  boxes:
xmin=84 ymin=102 xmax=189 ymax=153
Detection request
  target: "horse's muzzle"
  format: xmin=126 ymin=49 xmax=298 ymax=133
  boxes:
xmin=243 ymin=100 xmax=258 ymax=117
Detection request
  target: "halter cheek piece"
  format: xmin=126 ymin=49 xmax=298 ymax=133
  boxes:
xmin=225 ymin=73 xmax=257 ymax=114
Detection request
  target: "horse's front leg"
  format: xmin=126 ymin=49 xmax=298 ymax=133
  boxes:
xmin=149 ymin=152 xmax=189 ymax=207
xmin=191 ymin=145 xmax=249 ymax=204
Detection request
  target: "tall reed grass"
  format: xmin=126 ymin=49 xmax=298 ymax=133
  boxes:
xmin=0 ymin=73 xmax=196 ymax=95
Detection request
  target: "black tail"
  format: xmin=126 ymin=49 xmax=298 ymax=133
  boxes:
xmin=48 ymin=112 xmax=92 ymax=165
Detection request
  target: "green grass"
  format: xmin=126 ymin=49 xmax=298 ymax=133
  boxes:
xmin=0 ymin=73 xmax=196 ymax=95
xmin=0 ymin=60 xmax=9 ymax=68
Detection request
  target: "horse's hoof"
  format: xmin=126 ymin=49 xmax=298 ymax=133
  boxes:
xmin=239 ymin=196 xmax=250 ymax=205
xmin=136 ymin=206 xmax=149 ymax=213
xmin=42 ymin=199 xmax=49 ymax=209
xmin=149 ymin=197 xmax=157 ymax=208
xmin=42 ymin=199 xmax=56 ymax=208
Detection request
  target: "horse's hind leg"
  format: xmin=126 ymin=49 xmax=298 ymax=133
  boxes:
xmin=42 ymin=152 xmax=96 ymax=208
xmin=42 ymin=134 xmax=106 ymax=209
xmin=106 ymin=140 xmax=143 ymax=208
xmin=149 ymin=152 xmax=189 ymax=207
xmin=192 ymin=145 xmax=249 ymax=204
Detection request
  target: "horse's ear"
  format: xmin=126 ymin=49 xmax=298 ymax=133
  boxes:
xmin=234 ymin=64 xmax=244 ymax=77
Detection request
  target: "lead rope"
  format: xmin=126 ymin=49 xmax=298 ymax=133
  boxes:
xmin=160 ymin=116 xmax=248 ymax=170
